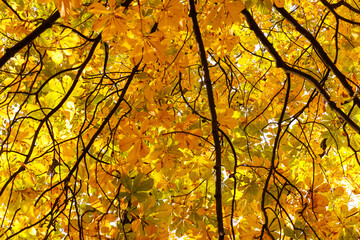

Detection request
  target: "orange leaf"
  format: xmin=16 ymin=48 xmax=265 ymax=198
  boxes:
xmin=89 ymin=2 xmax=109 ymax=15
xmin=273 ymin=0 xmax=285 ymax=8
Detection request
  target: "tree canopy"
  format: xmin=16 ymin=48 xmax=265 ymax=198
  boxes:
xmin=1 ymin=0 xmax=360 ymax=239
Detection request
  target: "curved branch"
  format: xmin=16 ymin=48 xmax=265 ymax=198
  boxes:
xmin=274 ymin=6 xmax=360 ymax=108
xmin=64 ymin=62 xmax=141 ymax=188
xmin=322 ymin=0 xmax=360 ymax=25
xmin=241 ymin=9 xmax=360 ymax=134
xmin=0 ymin=35 xmax=102 ymax=198
xmin=259 ymin=73 xmax=290 ymax=240
xmin=330 ymin=0 xmax=360 ymax=14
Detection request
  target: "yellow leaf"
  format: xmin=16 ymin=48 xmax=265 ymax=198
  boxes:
xmin=218 ymin=108 xmax=238 ymax=129
xmin=313 ymin=194 xmax=329 ymax=208
xmin=48 ymin=50 xmax=63 ymax=64
xmin=58 ymin=0 xmax=71 ymax=20
xmin=352 ymin=188 xmax=360 ymax=195
xmin=108 ymin=0 xmax=117 ymax=11
xmin=3 ymin=77 xmax=14 ymax=85
xmin=119 ymin=137 xmax=135 ymax=151
xmin=112 ymin=17 xmax=127 ymax=33
xmin=317 ymin=183 xmax=331 ymax=193
xmin=238 ymin=230 xmax=259 ymax=239
xmin=92 ymin=15 xmax=110 ymax=32
xmin=145 ymin=225 xmax=157 ymax=236
xmin=62 ymin=36 xmax=78 ymax=47
xmin=148 ymin=0 xmax=162 ymax=7
xmin=17 ymin=129 xmax=30 ymax=142
xmin=71 ymin=0 xmax=81 ymax=9
xmin=100 ymin=226 xmax=110 ymax=234
xmin=131 ymin=219 xmax=141 ymax=232
xmin=44 ymin=91 xmax=62 ymax=107
xmin=37 ymin=0 xmax=52 ymax=3
xmin=29 ymin=227 xmax=37 ymax=236
xmin=89 ymin=2 xmax=109 ymax=15
xmin=226 ymin=1 xmax=245 ymax=23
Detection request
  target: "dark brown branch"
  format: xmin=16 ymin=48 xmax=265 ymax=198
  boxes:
xmin=2 ymin=0 xmax=23 ymax=20
xmin=318 ymin=0 xmax=360 ymax=26
xmin=121 ymin=0 xmax=134 ymax=9
xmin=188 ymin=0 xmax=225 ymax=239
xmin=274 ymin=6 xmax=360 ymax=108
xmin=163 ymin=131 xmax=213 ymax=146
xmin=0 ymin=10 xmax=60 ymax=69
xmin=241 ymin=9 xmax=360 ymax=134
xmin=0 ymin=35 xmax=102 ymax=198
xmin=63 ymin=61 xmax=141 ymax=191
xmin=260 ymin=73 xmax=290 ymax=240
xmin=57 ymin=24 xmax=97 ymax=41
xmin=330 ymin=0 xmax=360 ymax=14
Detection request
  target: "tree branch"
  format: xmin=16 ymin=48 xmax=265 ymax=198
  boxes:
xmin=330 ymin=0 xmax=360 ymax=14
xmin=241 ymin=9 xmax=360 ymax=134
xmin=2 ymin=0 xmax=23 ymax=21
xmin=274 ymin=6 xmax=360 ymax=108
xmin=63 ymin=62 xmax=141 ymax=190
xmin=188 ymin=0 xmax=225 ymax=238
xmin=0 ymin=10 xmax=60 ymax=69
xmin=0 ymin=35 xmax=102 ymax=198
xmin=263 ymin=73 xmax=290 ymax=240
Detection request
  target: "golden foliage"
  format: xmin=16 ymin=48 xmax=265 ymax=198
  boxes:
xmin=0 ymin=0 xmax=360 ymax=239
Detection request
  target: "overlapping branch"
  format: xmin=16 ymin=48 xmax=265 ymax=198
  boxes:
xmin=274 ymin=6 xmax=360 ymax=107
xmin=242 ymin=9 xmax=360 ymax=135
xmin=0 ymin=11 xmax=60 ymax=69
xmin=0 ymin=35 xmax=102 ymax=197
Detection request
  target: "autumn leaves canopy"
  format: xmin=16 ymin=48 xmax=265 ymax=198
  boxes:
xmin=1 ymin=0 xmax=360 ymax=239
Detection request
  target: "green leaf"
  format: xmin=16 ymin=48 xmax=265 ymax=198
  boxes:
xmin=283 ymin=227 xmax=296 ymax=238
xmin=243 ymin=181 xmax=259 ymax=203
xmin=244 ymin=0 xmax=255 ymax=8
xmin=121 ymin=175 xmax=132 ymax=191
xmin=133 ymin=192 xmax=148 ymax=202
xmin=147 ymin=0 xmax=162 ymax=7
xmin=142 ymin=9 xmax=153 ymax=17
xmin=136 ymin=178 xmax=154 ymax=192
xmin=132 ymin=173 xmax=144 ymax=191
xmin=256 ymin=0 xmax=272 ymax=14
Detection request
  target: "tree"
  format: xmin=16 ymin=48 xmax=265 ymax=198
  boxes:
xmin=0 ymin=0 xmax=360 ymax=239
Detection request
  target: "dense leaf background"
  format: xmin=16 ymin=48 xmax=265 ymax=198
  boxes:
xmin=0 ymin=0 xmax=360 ymax=239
